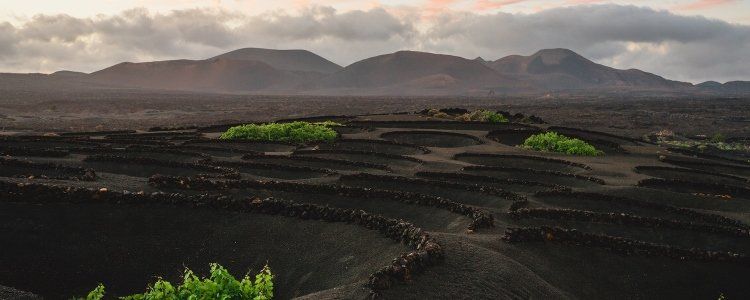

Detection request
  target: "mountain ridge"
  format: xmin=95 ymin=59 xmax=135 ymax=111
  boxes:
xmin=2 ymin=47 xmax=748 ymax=96
xmin=485 ymin=48 xmax=691 ymax=91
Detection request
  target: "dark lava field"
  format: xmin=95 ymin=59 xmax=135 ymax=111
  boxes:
xmin=1 ymin=109 xmax=750 ymax=299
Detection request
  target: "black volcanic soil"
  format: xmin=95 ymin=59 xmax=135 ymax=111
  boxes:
xmin=1 ymin=93 xmax=749 ymax=138
xmin=1 ymin=104 xmax=750 ymax=299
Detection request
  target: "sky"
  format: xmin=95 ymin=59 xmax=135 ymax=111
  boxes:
xmin=0 ymin=0 xmax=748 ymax=83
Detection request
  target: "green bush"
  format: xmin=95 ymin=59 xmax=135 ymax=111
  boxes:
xmin=220 ymin=121 xmax=338 ymax=144
xmin=521 ymin=132 xmax=604 ymax=156
xmin=711 ymin=133 xmax=726 ymax=143
xmin=79 ymin=263 xmax=273 ymax=300
xmin=480 ymin=111 xmax=509 ymax=123
xmin=455 ymin=110 xmax=508 ymax=123
xmin=80 ymin=283 xmax=105 ymax=300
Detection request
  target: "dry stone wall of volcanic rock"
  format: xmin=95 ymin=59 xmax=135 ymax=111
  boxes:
xmin=0 ymin=158 xmax=95 ymax=181
xmin=454 ymin=153 xmax=592 ymax=170
xmin=84 ymin=155 xmax=240 ymax=179
xmin=638 ymin=178 xmax=750 ymax=198
xmin=462 ymin=166 xmax=606 ymax=184
xmin=502 ymin=226 xmax=747 ymax=263
xmin=535 ymin=190 xmax=750 ymax=229
xmin=241 ymin=153 xmax=390 ymax=170
xmin=0 ymin=180 xmax=444 ymax=296
xmin=148 ymin=175 xmax=494 ymax=230
xmin=508 ymin=207 xmax=750 ymax=238
xmin=340 ymin=173 xmax=526 ymax=202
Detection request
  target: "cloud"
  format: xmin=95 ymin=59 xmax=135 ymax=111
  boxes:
xmin=0 ymin=22 xmax=18 ymax=59
xmin=674 ymin=0 xmax=739 ymax=11
xmin=0 ymin=6 xmax=416 ymax=72
xmin=242 ymin=6 xmax=414 ymax=41
xmin=474 ymin=0 xmax=530 ymax=11
xmin=424 ymin=4 xmax=750 ymax=82
xmin=0 ymin=4 xmax=748 ymax=82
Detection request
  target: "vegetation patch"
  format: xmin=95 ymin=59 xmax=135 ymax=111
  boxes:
xmin=220 ymin=121 xmax=339 ymax=144
xmin=651 ymin=129 xmax=750 ymax=154
xmin=426 ymin=108 xmax=509 ymax=123
xmin=80 ymin=263 xmax=273 ymax=300
xmin=521 ymin=132 xmax=604 ymax=156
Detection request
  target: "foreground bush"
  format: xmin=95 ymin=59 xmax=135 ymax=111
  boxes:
xmin=522 ymin=132 xmax=603 ymax=156
xmin=220 ymin=121 xmax=338 ymax=143
xmin=80 ymin=263 xmax=273 ymax=300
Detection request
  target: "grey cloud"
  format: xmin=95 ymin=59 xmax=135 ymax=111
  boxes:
xmin=0 ymin=6 xmax=416 ymax=72
xmin=242 ymin=6 xmax=414 ymax=41
xmin=18 ymin=14 xmax=92 ymax=43
xmin=425 ymin=5 xmax=750 ymax=82
xmin=0 ymin=4 xmax=748 ymax=82
xmin=0 ymin=22 xmax=18 ymax=58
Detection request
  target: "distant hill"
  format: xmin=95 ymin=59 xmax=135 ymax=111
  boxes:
xmin=314 ymin=51 xmax=527 ymax=95
xmin=211 ymin=48 xmax=341 ymax=74
xmin=88 ymin=58 xmax=311 ymax=92
xmin=697 ymin=80 xmax=750 ymax=95
xmin=84 ymin=48 xmax=343 ymax=93
xmin=485 ymin=48 xmax=691 ymax=91
xmin=50 ymin=70 xmax=87 ymax=78
xmin=2 ymin=47 xmax=748 ymax=96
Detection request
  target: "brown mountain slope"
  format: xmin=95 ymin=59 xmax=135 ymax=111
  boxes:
xmin=211 ymin=48 xmax=342 ymax=74
xmin=313 ymin=51 xmax=527 ymax=95
xmin=487 ymin=48 xmax=691 ymax=91
xmin=87 ymin=58 xmax=312 ymax=92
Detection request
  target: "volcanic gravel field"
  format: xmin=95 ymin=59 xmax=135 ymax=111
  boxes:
xmin=1 ymin=110 xmax=750 ymax=299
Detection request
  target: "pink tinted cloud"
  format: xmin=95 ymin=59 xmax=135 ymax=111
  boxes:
xmin=674 ymin=0 xmax=739 ymax=11
xmin=566 ymin=0 xmax=607 ymax=4
xmin=424 ymin=0 xmax=461 ymax=13
xmin=474 ymin=0 xmax=529 ymax=11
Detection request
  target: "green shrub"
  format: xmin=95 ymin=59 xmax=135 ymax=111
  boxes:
xmin=220 ymin=121 xmax=338 ymax=144
xmin=711 ymin=133 xmax=726 ymax=143
xmin=425 ymin=108 xmax=440 ymax=116
xmin=79 ymin=263 xmax=273 ymax=300
xmin=455 ymin=110 xmax=508 ymax=123
xmin=481 ymin=111 xmax=509 ymax=123
xmin=432 ymin=112 xmax=450 ymax=119
xmin=77 ymin=283 xmax=105 ymax=300
xmin=521 ymin=132 xmax=604 ymax=156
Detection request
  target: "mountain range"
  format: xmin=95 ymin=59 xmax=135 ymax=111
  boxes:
xmin=1 ymin=47 xmax=748 ymax=96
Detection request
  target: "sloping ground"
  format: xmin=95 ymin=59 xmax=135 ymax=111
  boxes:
xmin=1 ymin=111 xmax=749 ymax=299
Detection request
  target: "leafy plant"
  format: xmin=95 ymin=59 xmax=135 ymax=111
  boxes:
xmin=220 ymin=121 xmax=338 ymax=144
xmin=521 ymin=132 xmax=604 ymax=156
xmin=425 ymin=108 xmax=440 ymax=116
xmin=711 ymin=133 xmax=726 ymax=143
xmin=74 ymin=283 xmax=106 ymax=300
xmin=480 ymin=110 xmax=509 ymax=123
xmin=454 ymin=109 xmax=508 ymax=123
xmin=78 ymin=263 xmax=273 ymax=300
